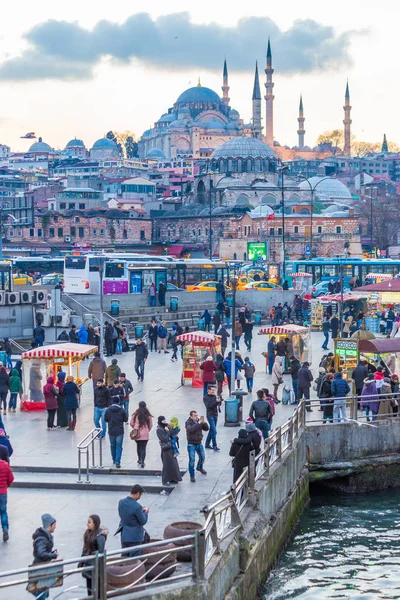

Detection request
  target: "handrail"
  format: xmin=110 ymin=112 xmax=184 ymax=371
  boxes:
xmin=77 ymin=428 xmax=103 ymax=483
xmin=306 ymin=392 xmax=399 ymax=424
xmin=9 ymin=338 xmax=26 ymax=352
xmin=62 ymin=292 xmax=118 ymax=324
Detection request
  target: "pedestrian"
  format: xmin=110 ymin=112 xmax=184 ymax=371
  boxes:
xmin=94 ymin=379 xmax=111 ymax=438
xmin=319 ymin=372 xmax=334 ymax=423
xmin=32 ymin=513 xmax=58 ymax=598
xmin=104 ymin=398 xmax=128 ymax=468
xmin=33 ymin=323 xmax=45 ymax=347
xmin=320 ymin=352 xmax=335 ymax=372
xmin=203 ymin=384 xmax=223 ymax=451
xmin=114 ymin=321 xmax=124 ymax=355
xmin=55 ymin=371 xmax=68 ymax=428
xmin=314 ymin=367 xmax=326 ymax=411
xmin=0 ymin=429 xmax=13 ymax=458
xmin=234 ymin=319 xmax=242 ymax=350
xmin=69 ymin=325 xmax=79 ymax=343
xmin=64 ymin=375 xmax=80 ymax=431
xmin=271 ymin=356 xmax=284 ymax=402
xmin=288 ymin=355 xmax=301 ymax=401
xmin=322 ymin=317 xmax=330 ymax=350
xmin=88 ymin=352 xmax=107 ymax=389
xmin=342 ymin=313 xmax=353 ymax=339
xmin=87 ymin=323 xmax=95 ymax=346
xmin=361 ymin=374 xmax=379 ymax=421
xmin=390 ymin=374 xmax=399 ymax=416
xmin=0 ymin=363 xmax=9 ymax=416
xmin=282 ymin=279 xmax=289 ymax=290
xmin=158 ymin=281 xmax=166 ymax=306
xmin=118 ymin=485 xmax=149 ymax=557
xmin=276 ymin=337 xmax=286 ymax=357
xmin=119 ymin=373 xmax=133 ymax=416
xmin=214 ymin=353 xmax=225 ymax=396
xmin=267 ymin=336 xmax=277 ymax=375
xmin=297 ymin=362 xmax=313 ymax=412
xmin=217 ymin=324 xmax=230 ymax=357
xmin=3 ymin=338 xmax=12 ymax=369
xmin=168 ymin=326 xmax=179 ymax=362
xmin=78 ymin=325 xmax=88 ymax=344
xmin=223 ymin=352 xmax=243 ymax=394
xmin=216 ymin=299 xmax=225 ymax=315
xmin=212 ymin=310 xmax=221 ymax=335
xmin=243 ymin=320 xmax=254 ymax=352
xmin=79 ymin=515 xmax=107 ymax=597
xmin=249 ymin=390 xmax=273 ymax=439
xmin=148 ymin=319 xmax=158 ymax=352
xmin=14 ymin=359 xmax=22 ymax=381
xmin=109 ymin=379 xmax=124 ymax=406
xmin=8 ymin=368 xmax=22 ymax=413
xmin=201 ymin=309 xmax=212 ymax=332
xmin=104 ymin=322 xmax=114 ymax=357
xmin=245 ymin=419 xmax=262 ymax=455
xmin=130 ymin=401 xmax=153 ymax=468
xmin=225 ymin=304 xmax=231 ymax=329
xmin=93 ymin=327 xmax=101 ymax=352
xmin=0 ymin=454 xmax=13 ymax=541
xmin=229 ymin=429 xmax=254 ymax=483
xmin=156 ymin=416 xmax=182 ymax=486
xmin=377 ymin=377 xmax=393 ymax=420
xmin=200 ymin=356 xmax=218 ymax=397
xmin=331 ymin=371 xmax=350 ymax=423
xmin=43 ymin=377 xmax=58 ymax=430
xmin=216 ymin=280 xmax=224 ymax=303
xmin=168 ymin=416 xmax=180 ymax=456
xmin=105 ymin=358 xmax=121 ymax=387
xmin=244 ymin=356 xmax=255 ymax=392
xmin=157 ymin=322 xmax=168 ymax=354
xmin=352 ymin=361 xmax=369 ymax=399
xmin=185 ymin=410 xmax=209 ymax=482
xmin=148 ymin=282 xmax=157 ymax=307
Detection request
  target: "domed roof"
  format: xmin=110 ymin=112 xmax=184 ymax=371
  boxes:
xmin=250 ymin=204 xmax=274 ymax=218
xmin=146 ymin=148 xmax=166 ymax=160
xmin=298 ymin=177 xmax=352 ymax=200
xmin=158 ymin=113 xmax=176 ymax=123
xmin=142 ymin=130 xmax=151 ymax=136
xmin=176 ymin=86 xmax=220 ymax=104
xmin=226 ymin=122 xmax=239 ymax=129
xmin=229 ymin=109 xmax=239 ymax=119
xmin=169 ymin=120 xmax=187 ymax=129
xmin=66 ymin=138 xmax=85 ymax=148
xmin=28 ymin=137 xmax=52 ymax=152
xmin=178 ymin=107 xmax=191 ymax=115
xmin=211 ymin=137 xmax=276 ymax=160
xmin=92 ymin=137 xmax=118 ymax=149
xmin=216 ymin=176 xmax=246 ymax=189
xmin=203 ymin=120 xmax=226 ymax=130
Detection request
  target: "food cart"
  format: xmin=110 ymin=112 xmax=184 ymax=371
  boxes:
xmin=334 ymin=337 xmax=400 ymax=383
xmin=365 ymin=273 xmax=393 ymax=283
xmin=176 ymin=330 xmax=222 ymax=387
xmin=21 ymin=343 xmax=98 ymax=411
xmin=291 ymin=272 xmax=313 ymax=293
xmin=259 ymin=324 xmax=312 ymax=366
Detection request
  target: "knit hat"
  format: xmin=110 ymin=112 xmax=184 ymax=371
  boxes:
xmin=206 ymin=356 xmax=213 ymax=361
xmin=319 ymin=367 xmax=326 ymax=374
xmin=384 ymin=377 xmax=391 ymax=383
xmin=41 ymin=513 xmax=56 ymax=528
xmin=112 ymin=359 xmax=118 ymax=365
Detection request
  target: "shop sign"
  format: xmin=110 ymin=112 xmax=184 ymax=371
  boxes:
xmin=248 ymin=242 xmax=268 ymax=262
xmin=335 ymin=339 xmax=358 ymax=357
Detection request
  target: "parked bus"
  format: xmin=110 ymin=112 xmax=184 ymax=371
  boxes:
xmin=292 ymin=258 xmax=400 ymax=284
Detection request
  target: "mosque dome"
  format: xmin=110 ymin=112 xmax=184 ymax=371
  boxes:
xmin=211 ymin=136 xmax=276 ymax=160
xmin=169 ymin=120 xmax=188 ymax=129
xmin=142 ymin=130 xmax=151 ymax=137
xmin=203 ymin=120 xmax=226 ymax=130
xmin=176 ymin=86 xmax=221 ymax=105
xmin=298 ymin=177 xmax=352 ymax=200
xmin=158 ymin=113 xmax=176 ymax=123
xmin=28 ymin=137 xmax=52 ymax=152
xmin=92 ymin=137 xmax=118 ymax=150
xmin=146 ymin=148 xmax=166 ymax=160
xmin=229 ymin=109 xmax=240 ymax=120
xmin=66 ymin=138 xmax=85 ymax=148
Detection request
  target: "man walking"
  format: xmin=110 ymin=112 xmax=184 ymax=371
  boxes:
xmin=217 ymin=324 xmax=230 ymax=357
xmin=322 ymin=317 xmax=331 ymax=350
xmin=104 ymin=321 xmax=114 ymax=357
xmin=243 ymin=320 xmax=254 ymax=352
xmin=0 ymin=456 xmax=13 ymax=541
xmin=88 ymin=351 xmax=106 ymax=389
xmin=298 ymin=362 xmax=313 ymax=412
xmin=249 ymin=390 xmax=273 ymax=439
xmin=288 ymin=355 xmax=301 ymax=401
xmin=352 ymin=361 xmax=368 ymax=399
xmin=267 ymin=336 xmax=277 ymax=375
xmin=69 ymin=325 xmax=79 ymax=344
xmin=203 ymin=384 xmax=223 ymax=451
xmin=118 ymin=484 xmax=149 ymax=557
xmin=32 ymin=513 xmax=58 ymax=598
xmin=157 ymin=322 xmax=168 ymax=354
xmin=93 ymin=379 xmax=111 ymax=438
xmin=148 ymin=282 xmax=157 ymax=307
xmin=185 ymin=410 xmax=209 ymax=482
xmin=120 ymin=373 xmax=133 ymax=416
xmin=331 ymin=371 xmax=350 ymax=423
xmin=131 ymin=338 xmax=149 ymax=381
xmin=105 ymin=399 xmax=128 ymax=468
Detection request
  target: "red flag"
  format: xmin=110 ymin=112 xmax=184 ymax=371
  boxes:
xmin=267 ymin=212 xmax=275 ymax=220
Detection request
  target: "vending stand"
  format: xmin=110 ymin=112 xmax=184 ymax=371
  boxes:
xmin=21 ymin=343 xmax=98 ymax=411
xmin=291 ymin=272 xmax=313 ymax=293
xmin=259 ymin=324 xmax=312 ymax=365
xmin=334 ymin=337 xmax=400 ymax=382
xmin=176 ymin=330 xmax=222 ymax=387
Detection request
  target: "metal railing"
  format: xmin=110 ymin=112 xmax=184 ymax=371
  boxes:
xmin=62 ymin=293 xmax=117 ymax=324
xmin=77 ymin=428 xmax=103 ymax=483
xmin=306 ymin=392 xmax=400 ymax=424
xmin=9 ymin=338 xmax=26 ymax=352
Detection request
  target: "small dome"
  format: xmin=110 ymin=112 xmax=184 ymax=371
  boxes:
xmin=28 ymin=137 xmax=52 ymax=152
xmin=226 ymin=122 xmax=239 ymax=129
xmin=176 ymin=86 xmax=221 ymax=104
xmin=298 ymin=177 xmax=352 ymax=200
xmin=146 ymin=148 xmax=166 ymax=160
xmin=216 ymin=176 xmax=246 ymax=189
xmin=330 ymin=211 xmax=350 ymax=217
xmin=142 ymin=130 xmax=151 ymax=136
xmin=66 ymin=138 xmax=85 ymax=148
xmin=203 ymin=120 xmax=226 ymax=130
xmin=211 ymin=137 xmax=276 ymax=160
xmin=178 ymin=107 xmax=191 ymax=115
xmin=250 ymin=205 xmax=274 ymax=218
xmin=169 ymin=120 xmax=187 ymax=129
xmin=92 ymin=137 xmax=118 ymax=149
xmin=229 ymin=109 xmax=239 ymax=120
xmin=158 ymin=113 xmax=176 ymax=123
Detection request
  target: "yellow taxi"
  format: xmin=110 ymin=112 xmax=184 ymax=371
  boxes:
xmin=13 ymin=273 xmax=33 ymax=286
xmin=244 ymin=281 xmax=282 ymax=291
xmin=186 ymin=281 xmax=231 ymax=292
xmin=234 ymin=276 xmax=254 ymax=291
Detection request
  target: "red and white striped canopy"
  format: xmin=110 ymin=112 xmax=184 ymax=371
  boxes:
xmin=22 ymin=343 xmax=98 ymax=360
xmin=318 ymin=293 xmax=359 ymax=302
xmin=291 ymin=272 xmax=312 ymax=277
xmin=176 ymin=330 xmax=220 ymax=344
xmin=259 ymin=324 xmax=310 ymax=335
xmin=366 ymin=273 xmax=393 ymax=280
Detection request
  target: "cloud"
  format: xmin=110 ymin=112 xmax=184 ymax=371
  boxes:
xmin=0 ymin=13 xmax=359 ymax=81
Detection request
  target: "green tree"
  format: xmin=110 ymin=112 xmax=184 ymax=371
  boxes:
xmin=125 ymin=136 xmax=138 ymax=158
xmin=106 ymin=131 xmax=123 ymax=156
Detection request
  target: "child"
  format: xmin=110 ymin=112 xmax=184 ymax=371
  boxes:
xmin=244 ymin=357 xmax=256 ymax=393
xmin=169 ymin=416 xmax=180 ymax=456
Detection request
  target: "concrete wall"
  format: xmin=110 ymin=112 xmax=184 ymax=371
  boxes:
xmin=0 ymin=304 xmax=34 ymax=339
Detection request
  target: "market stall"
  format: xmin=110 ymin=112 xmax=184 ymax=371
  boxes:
xmin=365 ymin=273 xmax=394 ymax=283
xmin=334 ymin=337 xmax=400 ymax=382
xmin=291 ymin=272 xmax=313 ymax=293
xmin=259 ymin=324 xmax=312 ymax=366
xmin=353 ymin=279 xmax=400 ymax=333
xmin=176 ymin=330 xmax=222 ymax=387
xmin=21 ymin=343 xmax=98 ymax=411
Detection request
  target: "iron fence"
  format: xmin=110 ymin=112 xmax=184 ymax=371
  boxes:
xmin=305 ymin=392 xmax=400 ymax=424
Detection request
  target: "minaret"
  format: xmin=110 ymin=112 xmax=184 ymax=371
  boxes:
xmin=222 ymin=59 xmax=230 ymax=105
xmin=297 ymin=94 xmax=305 ymax=148
xmin=343 ymin=81 xmax=352 ymax=155
xmin=382 ymin=133 xmax=388 ymax=152
xmin=252 ymin=61 xmax=262 ymax=139
xmin=264 ymin=38 xmax=274 ymax=148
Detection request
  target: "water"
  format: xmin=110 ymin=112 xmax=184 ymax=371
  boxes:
xmin=264 ymin=490 xmax=400 ymax=599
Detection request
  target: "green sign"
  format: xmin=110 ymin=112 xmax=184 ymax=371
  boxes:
xmin=248 ymin=242 xmax=267 ymax=262
xmin=335 ymin=339 xmax=358 ymax=357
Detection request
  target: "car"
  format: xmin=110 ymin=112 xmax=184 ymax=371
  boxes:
xmin=33 ymin=273 xmax=64 ymax=286
xmin=311 ymin=281 xmax=350 ymax=298
xmin=166 ymin=282 xmax=185 ymax=292
xmin=13 ymin=273 xmax=33 ymax=286
xmin=186 ymin=281 xmax=231 ymax=292
xmin=233 ymin=276 xmax=254 ymax=291
xmin=244 ymin=281 xmax=282 ymax=291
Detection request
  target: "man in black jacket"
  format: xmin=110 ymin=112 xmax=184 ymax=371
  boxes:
xmin=93 ymin=379 xmax=111 ymax=438
xmin=68 ymin=325 xmax=79 ymax=344
xmin=249 ymin=390 xmax=273 ymax=439
xmin=132 ymin=338 xmax=149 ymax=382
xmin=33 ymin=324 xmax=45 ymax=347
xmin=298 ymin=362 xmax=313 ymax=412
xmin=32 ymin=513 xmax=58 ymax=597
xmin=104 ymin=321 xmax=114 ymax=357
xmin=288 ymin=355 xmax=301 ymax=401
xmin=352 ymin=361 xmax=368 ymax=397
xmin=185 ymin=410 xmax=209 ymax=482
xmin=330 ymin=315 xmax=339 ymax=340
xmin=109 ymin=379 xmax=124 ymax=406
xmin=105 ymin=401 xmax=128 ymax=468
xmin=203 ymin=385 xmax=223 ymax=451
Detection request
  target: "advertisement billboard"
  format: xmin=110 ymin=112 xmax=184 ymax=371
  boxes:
xmin=247 ymin=242 xmax=268 ymax=262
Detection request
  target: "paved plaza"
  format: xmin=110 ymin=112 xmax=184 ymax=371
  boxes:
xmin=1 ymin=326 xmax=329 ymax=595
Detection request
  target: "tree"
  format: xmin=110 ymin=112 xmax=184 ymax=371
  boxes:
xmin=125 ymin=136 xmax=138 ymax=158
xmin=352 ymin=141 xmax=381 ymax=157
xmin=316 ymin=130 xmax=344 ymax=153
xmin=354 ymin=193 xmax=400 ymax=251
xmin=106 ymin=130 xmax=123 ymax=156
xmin=106 ymin=130 xmax=138 ymax=158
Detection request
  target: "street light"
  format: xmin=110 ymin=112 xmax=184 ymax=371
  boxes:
xmin=227 ymin=261 xmax=241 ymax=391
xmin=366 ymin=186 xmax=377 ymax=257
xmin=337 ymin=254 xmax=345 ymax=337
xmin=297 ymin=175 xmax=336 ymax=259
xmin=277 ymin=165 xmax=288 ymax=279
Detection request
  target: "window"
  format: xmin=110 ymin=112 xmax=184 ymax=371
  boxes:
xmin=70 ymin=227 xmax=76 ymax=237
xmin=60 ymin=203 xmax=66 ymax=210
xmin=74 ymin=217 xmax=80 ymax=223
xmin=79 ymin=203 xmax=85 ymax=210
xmin=96 ymin=218 xmax=101 ymax=223
xmin=49 ymin=228 xmax=55 ymax=238
xmin=57 ymin=228 xmax=63 ymax=238
xmin=78 ymin=227 xmax=84 ymax=238
xmin=269 ymin=228 xmax=274 ymax=236
xmin=123 ymin=229 xmax=128 ymax=239
xmin=53 ymin=216 xmax=58 ymax=223
xmin=8 ymin=228 xmax=13 ymax=237
xmin=68 ymin=203 xmax=75 ymax=209
xmin=294 ymin=226 xmax=299 ymax=234
xmin=336 ymin=226 xmax=342 ymax=234
xmin=29 ymin=228 xmax=34 ymax=237
xmin=278 ymin=228 xmax=282 ymax=235
xmin=100 ymin=229 xmax=104 ymax=237
xmin=140 ymin=230 xmax=146 ymax=240
xmin=17 ymin=229 xmax=22 ymax=237
xmin=37 ymin=228 xmax=42 ymax=238
xmin=317 ymin=226 xmax=322 ymax=233
xmin=93 ymin=229 xmax=97 ymax=236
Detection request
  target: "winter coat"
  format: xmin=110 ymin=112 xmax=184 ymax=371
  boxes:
xmin=267 ymin=339 xmax=276 ymax=357
xmin=120 ymin=379 xmax=133 ymax=401
xmin=244 ymin=361 xmax=256 ymax=379
xmin=69 ymin=328 xmax=79 ymax=343
xmin=33 ymin=325 xmax=45 ymax=341
xmin=377 ymin=382 xmax=393 ymax=420
xmin=235 ymin=322 xmax=243 ymax=337
xmin=88 ymin=357 xmax=107 ymax=380
xmin=185 ymin=418 xmax=209 ymax=444
xmin=104 ymin=323 xmax=114 ymax=342
xmin=77 ymin=326 xmax=88 ymax=344
xmin=229 ymin=436 xmax=254 ymax=470
xmin=276 ymin=340 xmax=286 ymax=356
xmin=315 ymin=373 xmax=326 ymax=398
xmin=0 ymin=458 xmax=13 ymax=494
xmin=104 ymin=404 xmax=128 ymax=436
xmin=271 ymin=356 xmax=283 ymax=386
xmin=105 ymin=363 xmax=121 ymax=387
xmin=246 ymin=428 xmax=262 ymax=455
xmin=157 ymin=325 xmax=167 ymax=339
xmin=322 ymin=320 xmax=331 ymax=333
xmin=148 ymin=324 xmax=158 ymax=339
xmin=249 ymin=399 xmax=273 ymax=422
xmin=289 ymin=359 xmax=301 ymax=381
xmin=203 ymin=393 xmax=221 ymax=419
xmin=352 ymin=364 xmax=369 ymax=389
xmin=200 ymin=360 xmax=218 ymax=383
xmin=32 ymin=528 xmax=57 ymax=564
xmin=330 ymin=317 xmax=339 ymax=335
xmin=87 ymin=326 xmax=95 ymax=346
xmin=214 ymin=357 xmax=225 ymax=382
xmin=130 ymin=415 xmax=153 ymax=441
xmin=319 ymin=379 xmax=333 ymax=404
xmin=331 ymin=372 xmax=350 ymax=398
xmin=109 ymin=386 xmax=124 ymax=406
xmin=212 ymin=313 xmax=221 ymax=328
xmin=361 ymin=378 xmax=380 ymax=413
xmin=132 ymin=342 xmax=149 ymax=362
xmin=118 ymin=496 xmax=148 ymax=544
xmin=9 ymin=369 xmax=22 ymax=393
xmin=43 ymin=377 xmax=58 ymax=410
xmin=0 ymin=437 xmax=13 ymax=458
xmin=0 ymin=445 xmax=9 ymax=462
xmin=63 ymin=381 xmax=80 ymax=410
xmin=0 ymin=368 xmax=9 ymax=394
xmin=223 ymin=357 xmax=242 ymax=378
xmin=298 ymin=366 xmax=313 ymax=389
xmin=201 ymin=310 xmax=212 ymax=324
xmin=217 ymin=327 xmax=230 ymax=347
xmin=93 ymin=385 xmax=111 ymax=409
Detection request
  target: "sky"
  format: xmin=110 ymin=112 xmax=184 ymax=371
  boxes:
xmin=0 ymin=0 xmax=398 ymax=152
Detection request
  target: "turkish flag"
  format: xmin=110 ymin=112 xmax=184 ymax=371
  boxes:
xmin=267 ymin=213 xmax=275 ymax=220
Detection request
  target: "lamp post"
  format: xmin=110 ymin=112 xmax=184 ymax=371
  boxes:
xmin=298 ymin=175 xmax=335 ymax=259
xmin=277 ymin=165 xmax=288 ymax=279
xmin=338 ymin=255 xmax=344 ymax=337
xmin=208 ymin=167 xmax=214 ymax=261
xmin=228 ymin=261 xmax=240 ymax=393
xmin=366 ymin=186 xmax=377 ymax=257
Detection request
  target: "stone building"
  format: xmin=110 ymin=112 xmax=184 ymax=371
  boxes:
xmin=90 ymin=137 xmax=120 ymax=161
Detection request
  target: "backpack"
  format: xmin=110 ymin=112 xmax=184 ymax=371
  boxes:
xmin=282 ymin=385 xmax=291 ymax=405
xmin=289 ymin=389 xmax=297 ymax=405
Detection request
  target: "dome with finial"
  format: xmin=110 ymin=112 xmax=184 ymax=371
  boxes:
xmin=146 ymin=148 xmax=166 ymax=160
xmin=66 ymin=138 xmax=85 ymax=148
xmin=211 ymin=136 xmax=276 ymax=160
xmin=28 ymin=137 xmax=52 ymax=152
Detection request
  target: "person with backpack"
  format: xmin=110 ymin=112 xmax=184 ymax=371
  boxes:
xmin=288 ymin=355 xmax=301 ymax=401
xmin=249 ymin=390 xmax=273 ymax=439
xmin=244 ymin=357 xmax=255 ymax=393
xmin=105 ymin=399 xmax=128 ymax=468
xmin=214 ymin=354 xmax=225 ymax=395
xmin=298 ymin=362 xmax=313 ymax=412
xmin=157 ymin=322 xmax=168 ymax=354
xmin=105 ymin=359 xmax=121 ymax=387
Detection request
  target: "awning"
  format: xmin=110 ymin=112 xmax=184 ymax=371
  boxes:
xmin=318 ymin=293 xmax=362 ymax=302
xmin=366 ymin=273 xmax=393 ymax=280
xmin=291 ymin=272 xmax=313 ymax=277
xmin=176 ymin=330 xmax=221 ymax=343
xmin=259 ymin=324 xmax=310 ymax=335
xmin=358 ymin=338 xmax=400 ymax=354
xmin=168 ymin=245 xmax=184 ymax=257
xmin=22 ymin=343 xmax=98 ymax=359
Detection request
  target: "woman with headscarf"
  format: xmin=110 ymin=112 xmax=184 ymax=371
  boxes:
xmin=55 ymin=371 xmax=68 ymax=428
xmin=43 ymin=377 xmax=59 ymax=430
xmin=130 ymin=401 xmax=153 ymax=467
xmin=245 ymin=419 xmax=262 ymax=455
xmin=64 ymin=375 xmax=80 ymax=431
xmin=361 ymin=374 xmax=380 ymax=422
xmin=156 ymin=416 xmax=182 ymax=487
xmin=79 ymin=514 xmax=108 ymax=598
xmin=229 ymin=429 xmax=254 ymax=483
xmin=0 ymin=363 xmax=9 ymax=416
xmin=271 ymin=356 xmax=284 ymax=402
xmin=377 ymin=377 xmax=394 ymax=420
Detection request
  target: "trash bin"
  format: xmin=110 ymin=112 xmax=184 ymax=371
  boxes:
xmin=254 ymin=310 xmax=262 ymax=325
xmin=0 ymin=351 xmax=6 ymax=365
xmin=224 ymin=397 xmax=240 ymax=427
xmin=227 ymin=294 xmax=233 ymax=308
xmin=135 ymin=325 xmax=144 ymax=339
xmin=198 ymin=318 xmax=205 ymax=331
xmin=170 ymin=296 xmax=178 ymax=312
xmin=110 ymin=299 xmax=120 ymax=316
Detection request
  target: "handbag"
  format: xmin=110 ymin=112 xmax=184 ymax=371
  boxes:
xmin=312 ymin=381 xmax=318 ymax=391
xmin=130 ymin=428 xmax=139 ymax=440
